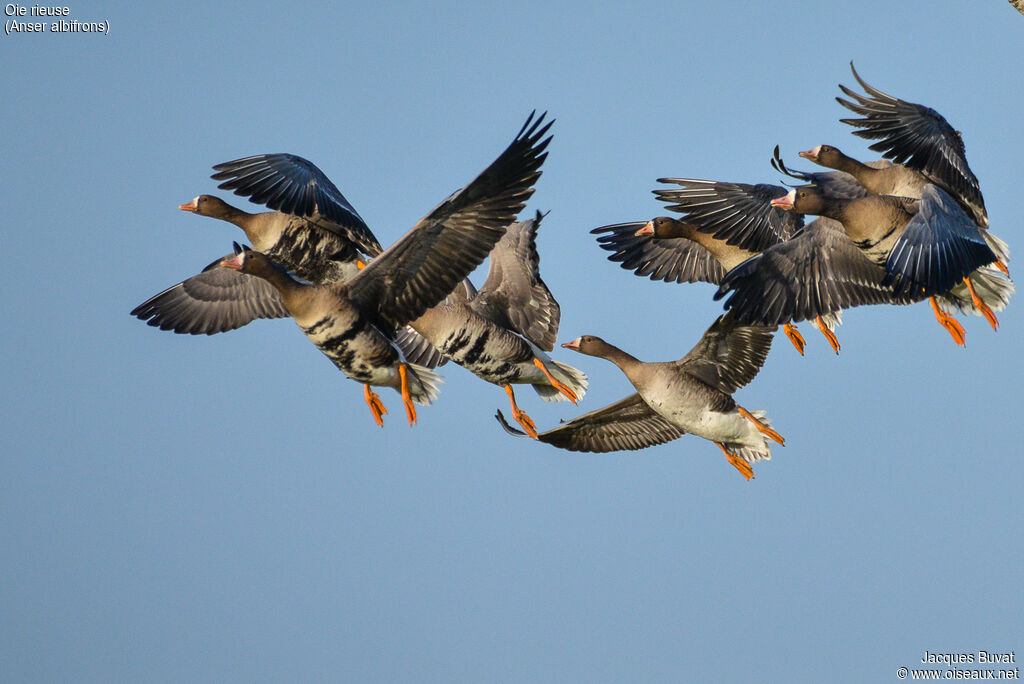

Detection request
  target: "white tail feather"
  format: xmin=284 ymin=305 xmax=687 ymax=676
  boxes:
xmin=532 ymin=358 xmax=589 ymax=403
xmin=726 ymin=409 xmax=774 ymax=464
xmin=982 ymin=231 xmax=1010 ymax=265
xmin=406 ymin=363 xmax=444 ymax=405
xmin=936 ymin=266 xmax=1014 ymax=316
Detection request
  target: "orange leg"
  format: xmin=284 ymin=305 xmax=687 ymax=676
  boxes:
xmin=505 ymin=385 xmax=538 ymax=439
xmin=994 ymin=259 xmax=1009 ymax=276
xmin=716 ymin=441 xmax=754 ymax=480
xmin=737 ymin=406 xmax=784 ymax=446
xmin=964 ymin=277 xmax=998 ymax=331
xmin=782 ymin=323 xmax=805 ymax=356
xmin=813 ymin=316 xmax=841 ymax=354
xmin=364 ymin=384 xmax=387 ymax=427
xmin=929 ymin=297 xmax=966 ymax=346
xmin=532 ymin=358 xmax=578 ymax=404
xmin=356 ymin=260 xmax=367 ymax=270
xmin=398 ymin=364 xmax=417 ymax=426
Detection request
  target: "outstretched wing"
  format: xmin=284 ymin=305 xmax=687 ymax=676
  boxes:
xmin=676 ymin=314 xmax=775 ymax=395
xmin=884 ymin=185 xmax=997 ymax=298
xmin=471 ymin=211 xmax=561 ymax=351
xmin=836 ymin=62 xmax=987 ymax=227
xmin=131 ymin=254 xmax=289 ymax=335
xmin=347 ymin=112 xmax=553 ymax=331
xmin=495 ymin=393 xmax=684 ymax=452
xmin=715 ymin=218 xmax=922 ymax=326
xmin=591 ymin=221 xmax=726 ymax=285
xmin=211 ymin=152 xmax=383 ymax=256
xmin=654 ymin=178 xmax=803 ymax=252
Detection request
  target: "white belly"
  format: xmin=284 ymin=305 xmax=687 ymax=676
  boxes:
xmin=639 ymin=376 xmax=760 ymax=446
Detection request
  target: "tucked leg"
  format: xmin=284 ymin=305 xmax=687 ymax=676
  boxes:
xmin=929 ymin=297 xmax=966 ymax=346
xmin=504 ymin=384 xmax=538 ymax=439
xmin=716 ymin=442 xmax=753 ymax=480
xmin=812 ymin=316 xmax=841 ymax=354
xmin=398 ymin=364 xmax=417 ymax=426
xmin=782 ymin=323 xmax=805 ymax=356
xmin=364 ymin=384 xmax=387 ymax=427
xmin=532 ymin=358 xmax=578 ymax=404
xmin=737 ymin=406 xmax=784 ymax=446
xmin=964 ymin=277 xmax=999 ymax=331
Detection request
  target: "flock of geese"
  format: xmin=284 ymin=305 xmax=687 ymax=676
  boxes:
xmin=133 ymin=64 xmax=1012 ymax=480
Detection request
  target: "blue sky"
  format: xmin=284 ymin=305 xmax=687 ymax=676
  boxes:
xmin=3 ymin=2 xmax=1022 ymax=682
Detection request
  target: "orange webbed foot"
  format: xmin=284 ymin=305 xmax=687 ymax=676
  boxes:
xmin=364 ymin=384 xmax=387 ymax=427
xmin=783 ymin=323 xmax=805 ymax=356
xmin=505 ymin=385 xmax=538 ymax=439
xmin=512 ymin=409 xmax=538 ymax=439
xmin=737 ymin=406 xmax=784 ymax=446
xmin=716 ymin=442 xmax=754 ymax=480
xmin=929 ymin=297 xmax=966 ymax=346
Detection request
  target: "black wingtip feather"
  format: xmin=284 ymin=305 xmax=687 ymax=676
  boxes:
xmin=495 ymin=410 xmax=530 ymax=439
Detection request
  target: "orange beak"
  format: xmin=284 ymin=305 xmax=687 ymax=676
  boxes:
xmin=634 ymin=221 xmax=655 ymax=237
